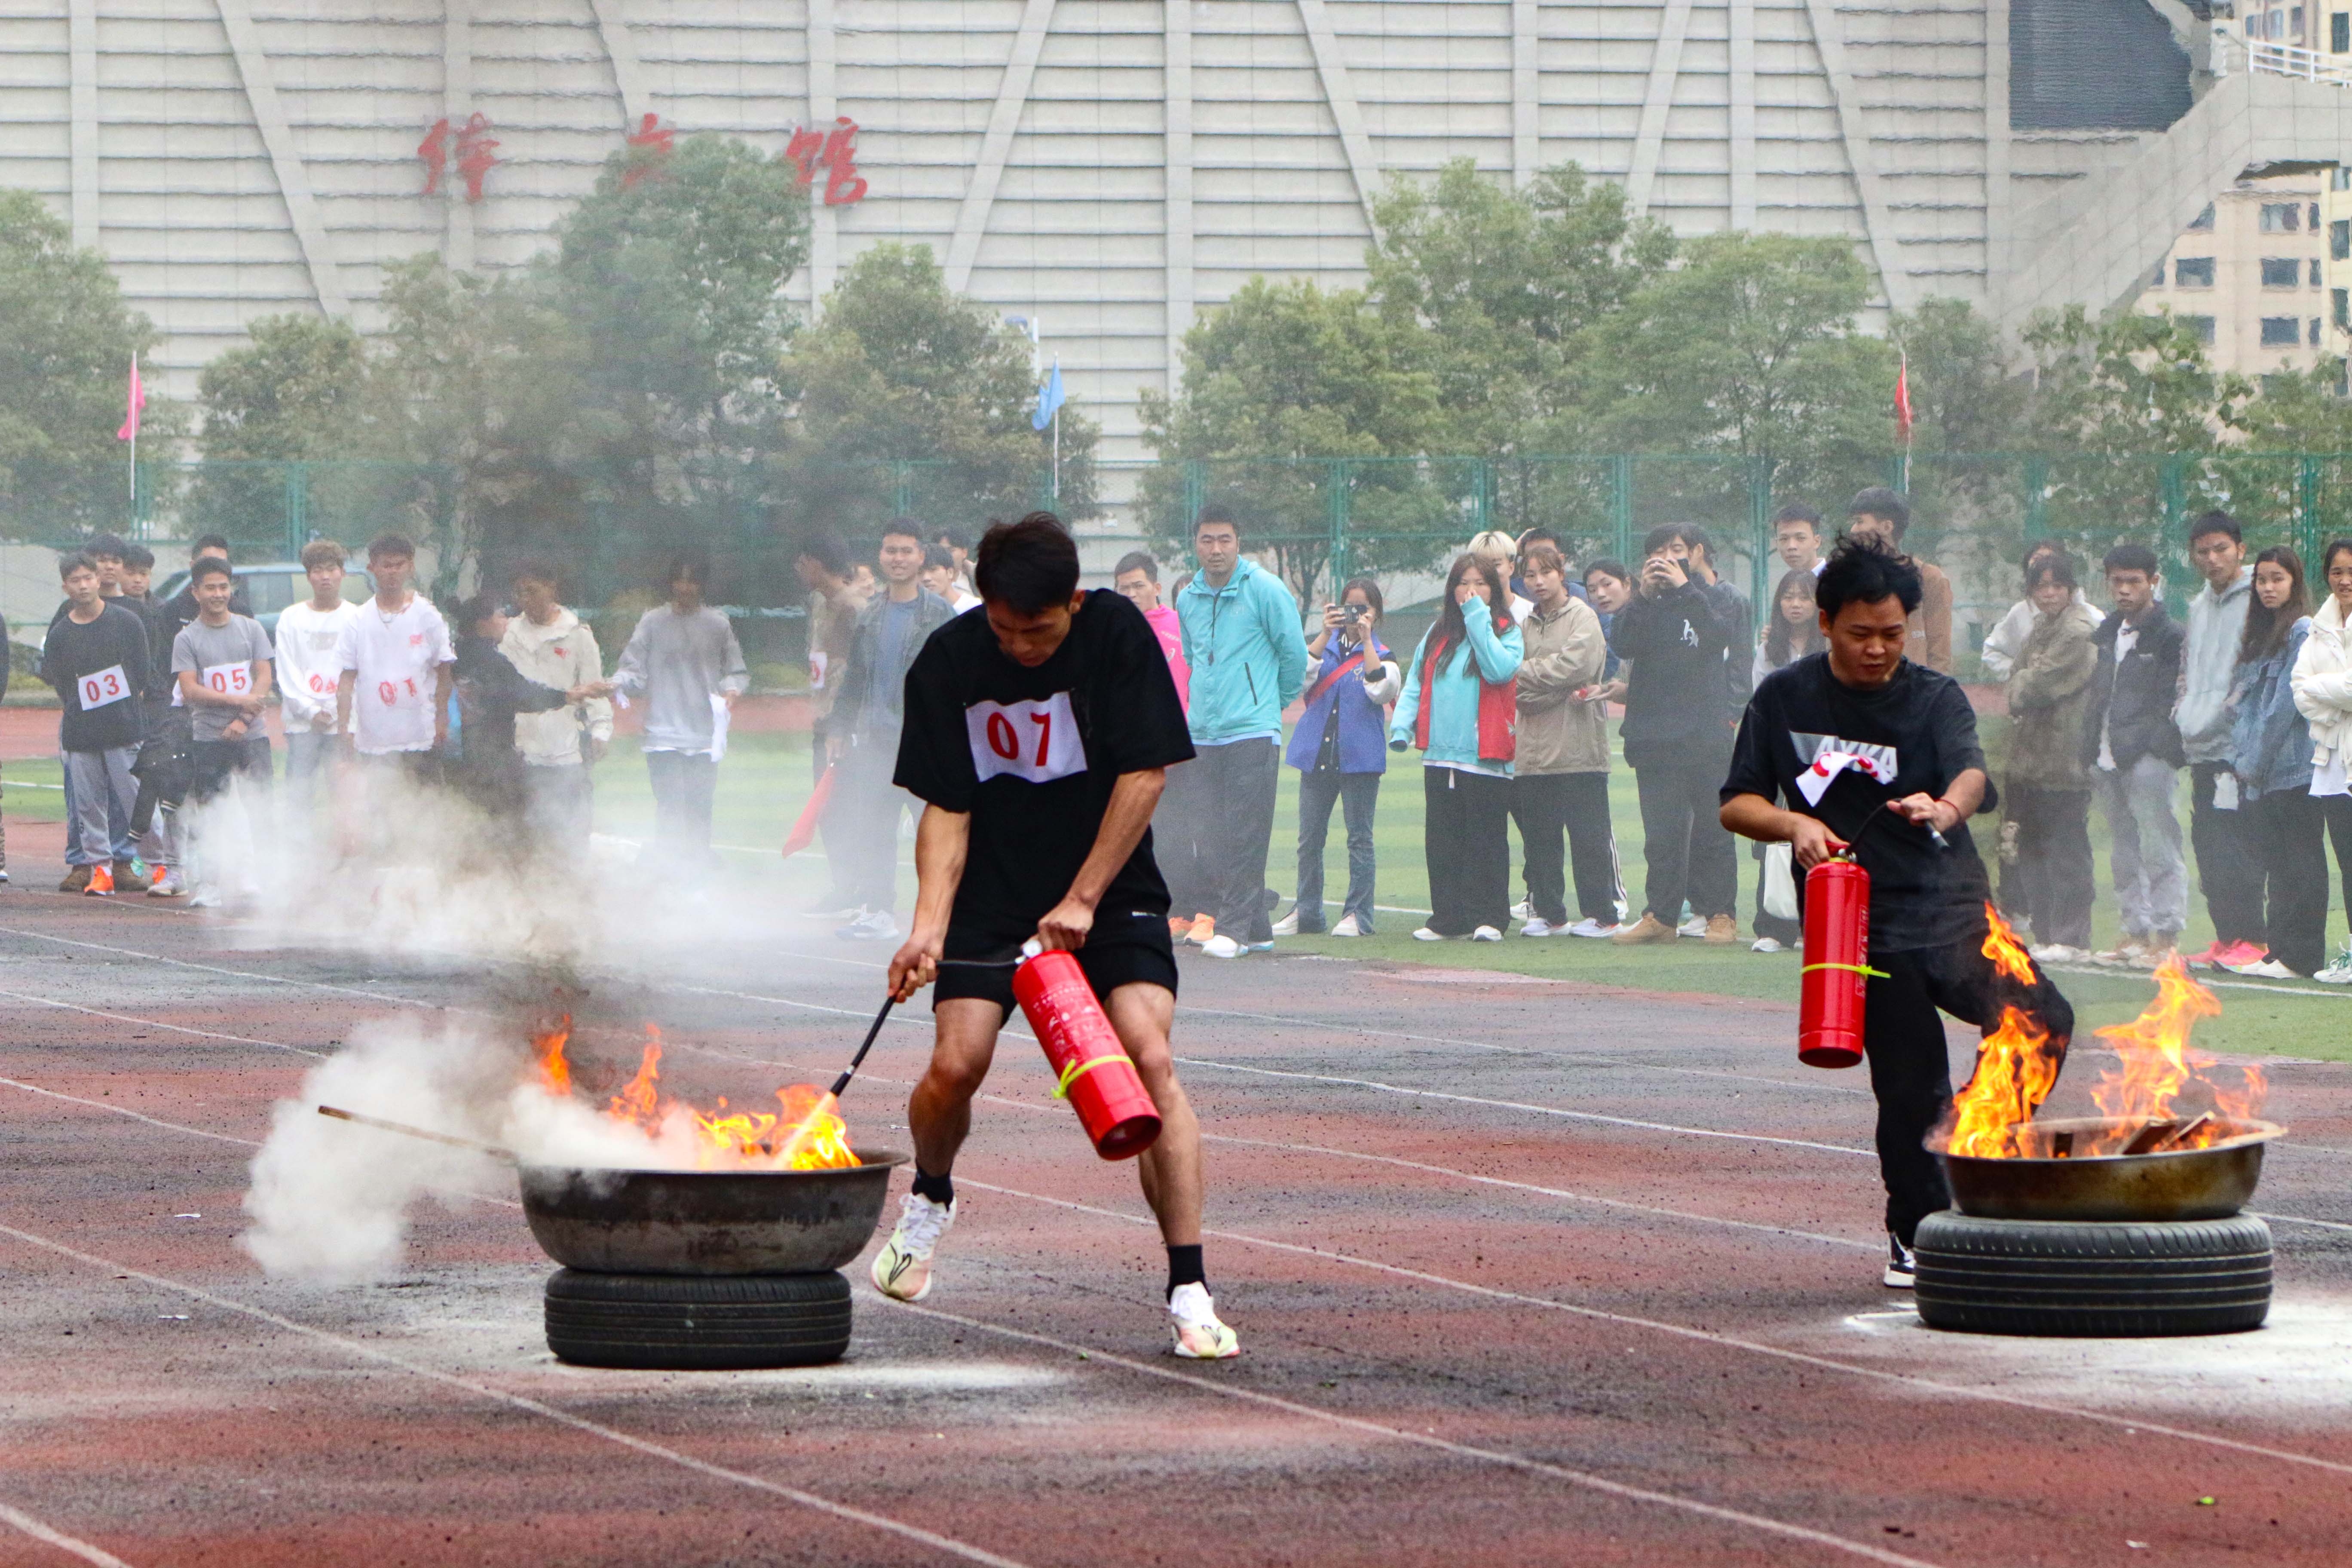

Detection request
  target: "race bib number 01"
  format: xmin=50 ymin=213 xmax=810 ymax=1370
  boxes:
xmin=965 ymin=693 xmax=1087 ymax=784
xmin=202 ymin=662 xmax=253 ymax=697
xmin=306 ymin=670 xmax=335 ymax=695
xmin=77 ymin=665 xmax=130 ymax=711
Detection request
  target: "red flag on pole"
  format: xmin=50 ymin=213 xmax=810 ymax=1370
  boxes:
xmin=116 ymin=354 xmax=144 ymax=442
xmin=781 ymin=764 xmax=837 ymax=857
xmin=1894 ymin=352 xmax=1914 ymax=444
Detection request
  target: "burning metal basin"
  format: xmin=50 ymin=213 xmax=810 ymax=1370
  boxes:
xmin=1939 ymin=1118 xmax=2281 ymax=1223
xmin=519 ymin=1150 xmax=908 ymax=1275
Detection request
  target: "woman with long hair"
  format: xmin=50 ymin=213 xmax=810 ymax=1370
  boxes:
xmin=2004 ymin=550 xmax=2100 ymax=960
xmin=1753 ymin=568 xmax=1823 ymax=686
xmin=2228 ymin=545 xmax=2322 ymax=977
xmin=2291 ymin=538 xmax=2352 ymax=980
xmin=1274 ymin=576 xmax=1399 ymax=937
xmin=1389 ymin=554 xmax=1524 ymax=940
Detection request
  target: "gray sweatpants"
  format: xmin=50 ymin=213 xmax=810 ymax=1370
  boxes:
xmin=2093 ymin=755 xmax=2187 ymax=940
xmin=64 ymin=747 xmax=138 ymax=869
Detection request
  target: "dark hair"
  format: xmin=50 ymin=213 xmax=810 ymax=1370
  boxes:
xmin=1763 ymin=568 xmax=1823 ymax=668
xmin=1771 ymin=504 xmax=1822 ymax=531
xmin=86 ymin=532 xmax=127 ymax=561
xmin=975 ymin=512 xmax=1080 ymax=613
xmin=2020 ymin=537 xmax=2066 ymax=573
xmin=192 ymin=534 xmax=232 ymax=559
xmin=300 ymin=539 xmax=345 ymax=573
xmin=1584 ymin=558 xmax=1632 ymax=590
xmin=1516 ymin=526 xmax=1562 ymax=553
xmin=1112 ymin=550 xmax=1160 ymax=584
xmin=367 ymin=532 xmax=416 ymax=563
xmin=931 ymin=528 xmax=969 ymax=552
xmin=58 ymin=551 xmax=97 ymax=582
xmin=2101 ymin=543 xmax=2159 ymax=579
xmin=1642 ymin=521 xmax=1708 ymax=560
xmin=2239 ymin=545 xmax=2312 ymax=665
xmin=1338 ymin=575 xmax=1384 ymax=620
xmin=2188 ymin=510 xmax=2242 ymax=547
xmin=662 ymin=552 xmax=707 ymax=588
xmin=1427 ymin=554 xmax=1509 ymax=674
xmin=510 ymin=554 xmax=560 ymax=588
xmin=1522 ymin=543 xmax=1568 ymax=578
xmin=1848 ymin=487 xmax=1911 ymax=538
xmin=795 ymin=532 xmax=850 ymax=578
xmin=121 ymin=543 xmax=154 ymax=572
xmin=2025 ymin=550 xmax=2078 ymax=594
xmin=1816 ymin=537 xmax=1923 ymax=619
xmin=880 ymin=516 xmax=926 ymax=546
xmin=1194 ymin=504 xmax=1241 ymax=539
xmin=2324 ymin=537 xmax=2352 ymax=576
xmin=922 ymin=543 xmax=956 ymax=573
xmin=189 ymin=557 xmax=234 ymax=585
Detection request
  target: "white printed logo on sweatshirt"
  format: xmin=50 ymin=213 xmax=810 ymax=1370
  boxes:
xmin=1791 ymin=732 xmax=1898 ymax=806
xmin=966 ymin=693 xmax=1087 ymax=784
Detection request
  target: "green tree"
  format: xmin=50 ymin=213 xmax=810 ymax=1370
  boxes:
xmin=187 ymin=313 xmax=371 ymax=550
xmin=1891 ymin=297 xmax=2030 ymax=456
xmin=778 ymin=242 xmax=1094 ymax=536
xmin=0 ymin=188 xmax=183 ymax=538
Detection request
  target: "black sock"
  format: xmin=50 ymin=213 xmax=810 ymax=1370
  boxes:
xmin=1166 ymin=1243 xmax=1206 ymax=1298
xmin=911 ymin=1167 xmax=954 ymax=1207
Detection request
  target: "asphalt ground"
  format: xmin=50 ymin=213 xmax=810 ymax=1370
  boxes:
xmin=3 ymin=818 xmax=2350 ymax=1567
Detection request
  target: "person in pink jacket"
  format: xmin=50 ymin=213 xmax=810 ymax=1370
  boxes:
xmin=1115 ymin=551 xmax=1189 ymax=708
xmin=1115 ymin=551 xmax=1204 ymax=930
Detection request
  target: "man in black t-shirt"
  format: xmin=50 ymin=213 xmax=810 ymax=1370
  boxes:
xmin=876 ymin=514 xmax=1237 ymax=1359
xmin=1720 ymin=539 xmax=2074 ymax=1289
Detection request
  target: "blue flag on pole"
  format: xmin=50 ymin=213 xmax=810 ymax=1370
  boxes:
xmin=1032 ymin=360 xmax=1064 ymax=431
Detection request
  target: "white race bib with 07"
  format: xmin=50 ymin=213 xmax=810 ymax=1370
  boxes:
xmin=202 ymin=662 xmax=253 ymax=697
xmin=966 ymin=693 xmax=1087 ymax=784
xmin=77 ymin=665 xmax=131 ymax=711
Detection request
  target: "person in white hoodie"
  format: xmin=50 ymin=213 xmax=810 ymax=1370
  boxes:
xmin=1979 ymin=539 xmax=2099 ymax=681
xmin=2291 ymin=535 xmax=2352 ymax=982
xmin=273 ymin=539 xmax=361 ymax=818
xmin=2173 ymin=512 xmax=2264 ymax=969
xmin=501 ymin=558 xmax=613 ymax=852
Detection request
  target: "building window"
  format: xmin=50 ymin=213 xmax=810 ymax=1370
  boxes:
xmin=2319 ymin=259 xmax=2331 ymax=287
xmin=2262 ymin=316 xmax=2302 ymax=346
xmin=2334 ymin=11 xmax=2349 ymax=50
xmin=2263 ymin=257 xmax=2303 ymax=287
xmin=2188 ymin=315 xmax=2217 ymax=345
xmin=2316 ymin=317 xmax=2326 ymax=346
xmin=2190 ymin=202 xmax=2216 ymax=230
xmin=2335 ymin=288 xmax=2348 ymax=331
xmin=2175 ymin=256 xmax=2216 ymax=287
xmin=2337 ymin=168 xmax=2352 ymax=191
xmin=2295 ymin=5 xmax=2306 ymax=39
xmin=2262 ymin=203 xmax=2302 ymax=232
xmin=2335 ymin=219 xmax=2351 ymax=258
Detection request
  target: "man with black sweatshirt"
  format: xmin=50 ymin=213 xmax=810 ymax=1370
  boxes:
xmin=452 ymin=593 xmax=609 ymax=829
xmin=43 ymin=554 xmax=152 ymax=897
xmin=1611 ymin=523 xmax=1742 ymax=944
xmin=2084 ymin=543 xmax=2188 ymax=967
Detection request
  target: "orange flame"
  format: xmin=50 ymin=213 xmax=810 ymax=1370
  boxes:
xmin=1945 ymin=1006 xmax=2062 ymax=1158
xmin=526 ymin=1021 xmax=858 ymax=1171
xmin=2074 ymin=956 xmax=2263 ymax=1155
xmin=1980 ymin=902 xmax=2036 ymax=987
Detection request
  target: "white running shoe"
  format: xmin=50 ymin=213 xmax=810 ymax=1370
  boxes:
xmin=2027 ymin=943 xmax=2088 ymax=964
xmin=1330 ymin=913 xmax=1363 ymax=937
xmin=1751 ymin=937 xmax=1784 ymax=953
xmin=1200 ymin=934 xmax=1244 ymax=958
xmin=1521 ymin=918 xmax=1555 ymax=937
xmin=1168 ymin=1282 xmax=1239 ymax=1359
xmin=1565 ymin=918 xmax=1620 ymax=939
xmin=871 ymin=1191 xmax=956 ymax=1301
xmin=1883 ymin=1234 xmax=1917 ymax=1290
xmin=1411 ymin=926 xmax=1443 ymax=941
xmin=187 ymin=888 xmax=223 ymax=909
xmin=1271 ymin=907 xmax=1301 ymax=936
xmin=1470 ymin=925 xmax=1503 ymax=942
xmin=837 ymin=908 xmax=900 ymax=942
xmin=2314 ymin=961 xmax=2352 ymax=985
xmin=2230 ymin=958 xmax=2296 ymax=979
xmin=1510 ymin=899 xmax=1534 ymax=921
xmin=1676 ymin=915 xmax=1708 ymax=938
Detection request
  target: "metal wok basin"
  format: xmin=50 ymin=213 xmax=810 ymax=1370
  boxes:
xmin=1936 ymin=1118 xmax=2280 ymax=1223
xmin=518 ymin=1149 xmax=907 ymax=1275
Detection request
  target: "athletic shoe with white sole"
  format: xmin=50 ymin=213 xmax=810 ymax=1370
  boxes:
xmin=871 ymin=1191 xmax=956 ymax=1302
xmin=1510 ymin=899 xmax=1534 ymax=922
xmin=1676 ymin=915 xmax=1708 ymax=938
xmin=1750 ymin=937 xmax=1783 ymax=953
xmin=1883 ymin=1233 xmax=1916 ymax=1289
xmin=1411 ymin=926 xmax=1444 ymax=941
xmin=2229 ymin=957 xmax=2297 ymax=979
xmin=1271 ymin=907 xmax=1302 ymax=936
xmin=145 ymin=867 xmax=184 ymax=898
xmin=2028 ymin=943 xmax=2090 ymax=964
xmin=1200 ymin=934 xmax=1244 ymax=958
xmin=1184 ymin=913 xmax=1216 ymax=946
xmin=1521 ymin=918 xmax=1555 ymax=937
xmin=1168 ymin=1281 xmax=1240 ymax=1359
xmin=836 ymin=908 xmax=900 ymax=942
xmin=1565 ymin=918 xmax=1620 ymax=939
xmin=1470 ymin=925 xmax=1503 ymax=942
xmin=1330 ymin=913 xmax=1364 ymax=937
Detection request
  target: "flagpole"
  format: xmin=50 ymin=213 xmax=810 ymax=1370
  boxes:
xmin=127 ymin=351 xmax=138 ymax=511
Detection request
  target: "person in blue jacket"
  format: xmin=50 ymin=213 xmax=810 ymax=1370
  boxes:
xmin=1390 ymin=554 xmax=1525 ymax=940
xmin=1176 ymin=506 xmax=1310 ymax=957
xmin=1274 ymin=577 xmax=1400 ymax=938
xmin=2227 ymin=545 xmax=2323 ymax=977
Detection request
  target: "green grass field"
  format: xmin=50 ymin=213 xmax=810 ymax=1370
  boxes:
xmin=8 ymin=720 xmax=2348 ymax=1063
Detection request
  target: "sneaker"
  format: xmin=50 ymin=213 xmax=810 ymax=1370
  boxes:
xmin=83 ymin=863 xmax=115 ymax=897
xmin=2182 ymin=939 xmax=2233 ymax=969
xmin=1200 ymin=934 xmax=1244 ymax=958
xmin=1271 ymin=906 xmax=1302 ymax=937
xmin=1521 ymin=918 xmax=1556 ymax=937
xmin=2228 ymin=956 xmax=2297 ymax=979
xmin=1676 ymin=915 xmax=1708 ymax=938
xmin=58 ymin=866 xmax=91 ymax=894
xmin=187 ymin=888 xmax=223 ymax=910
xmin=1510 ymin=899 xmax=1534 ymax=922
xmin=113 ymin=858 xmax=150 ymax=893
xmin=1751 ymin=937 xmax=1784 ymax=953
xmin=1330 ymin=913 xmax=1363 ymax=938
xmin=803 ymin=892 xmax=861 ymax=919
xmin=2313 ymin=961 xmax=2352 ymax=985
xmin=1470 ymin=925 xmax=1503 ymax=942
xmin=1246 ymin=940 xmax=1274 ymax=953
xmin=2093 ymin=938 xmax=2149 ymax=967
xmin=1168 ymin=915 xmax=1192 ymax=938
xmin=146 ymin=867 xmax=183 ymax=898
xmin=836 ymin=908 xmax=900 ymax=942
xmin=1883 ymin=1233 xmax=1917 ymax=1289
xmin=0 ymin=868 xmax=10 ymax=883
xmin=1703 ymin=913 xmax=1739 ymax=945
xmin=1411 ymin=927 xmax=1444 ymax=942
xmin=2028 ymin=943 xmax=2090 ymax=964
xmin=1168 ymin=1281 xmax=1240 ymax=1360
xmin=1611 ymin=913 xmax=1676 ymax=945
xmin=1185 ymin=914 xmax=1215 ymax=946
xmin=2217 ymin=940 xmax=2267 ymax=970
xmin=1565 ymin=918 xmax=1621 ymax=939
xmin=870 ymin=1191 xmax=956 ymax=1302
xmin=2141 ymin=937 xmax=2180 ymax=970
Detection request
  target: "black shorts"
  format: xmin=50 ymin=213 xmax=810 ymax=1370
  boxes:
xmin=933 ymin=911 xmax=1179 ymax=1020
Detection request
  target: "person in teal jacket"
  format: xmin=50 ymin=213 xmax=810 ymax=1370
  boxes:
xmin=1172 ymin=506 xmax=1310 ymax=956
xmin=1390 ymin=554 xmax=1524 ymax=940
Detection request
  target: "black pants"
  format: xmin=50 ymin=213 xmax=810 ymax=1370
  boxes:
xmin=2006 ymin=783 xmax=2094 ymax=951
xmin=2248 ymin=789 xmax=2328 ymax=975
xmin=1750 ymin=843 xmax=1801 ymax=945
xmin=1158 ymin=756 xmax=1210 ymax=920
xmin=2190 ymin=760 xmax=2267 ymax=948
xmin=1512 ymin=772 xmax=1617 ymax=925
xmin=1193 ymin=738 xmax=1280 ymax=944
xmin=830 ymin=732 xmax=915 ymax=912
xmin=2322 ymin=795 xmax=2352 ymax=949
xmin=644 ymin=749 xmax=717 ymax=864
xmin=1630 ymin=738 xmax=1736 ymax=924
xmin=187 ymin=737 xmax=272 ymax=806
xmin=1867 ymin=933 xmax=2074 ymax=1246
xmin=1423 ymin=766 xmax=1513 ymax=934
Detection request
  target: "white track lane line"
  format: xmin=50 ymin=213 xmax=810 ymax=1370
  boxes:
xmin=0 ymin=1501 xmax=136 ymax=1568
xmin=887 ymin=1295 xmax=1952 ymax=1568
xmin=0 ymin=1222 xmax=1031 ymax=1568
xmin=952 ymin=1176 xmax=2352 ymax=1480
xmin=0 ymin=988 xmax=327 ymax=1057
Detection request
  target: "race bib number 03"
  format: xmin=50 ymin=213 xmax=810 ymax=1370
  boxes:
xmin=78 ymin=665 xmax=130 ymax=710
xmin=965 ymin=693 xmax=1087 ymax=784
xmin=202 ymin=662 xmax=253 ymax=697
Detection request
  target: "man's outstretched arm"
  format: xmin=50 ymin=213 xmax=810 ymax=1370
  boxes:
xmin=1036 ymin=767 xmax=1167 ymax=952
xmin=1721 ymin=792 xmax=1847 ymax=870
xmin=888 ymin=805 xmax=972 ymax=1002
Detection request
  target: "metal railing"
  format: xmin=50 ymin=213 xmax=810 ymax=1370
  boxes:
xmin=2247 ymin=39 xmax=2352 ymax=88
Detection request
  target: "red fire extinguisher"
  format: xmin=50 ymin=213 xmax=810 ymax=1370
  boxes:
xmin=1798 ymin=853 xmax=1874 ymax=1069
xmin=1012 ymin=947 xmax=1164 ymax=1160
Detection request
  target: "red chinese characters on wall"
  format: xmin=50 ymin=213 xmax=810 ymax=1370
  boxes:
xmin=419 ymin=113 xmax=499 ymax=202
xmin=621 ymin=112 xmax=676 ymax=189
xmin=785 ymin=116 xmax=869 ymax=206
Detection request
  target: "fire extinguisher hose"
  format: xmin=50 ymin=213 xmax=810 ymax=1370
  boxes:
xmin=1053 ymin=1053 xmax=1137 ymax=1098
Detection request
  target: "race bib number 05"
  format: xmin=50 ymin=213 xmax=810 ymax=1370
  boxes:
xmin=77 ymin=665 xmax=130 ymax=711
xmin=966 ymin=693 xmax=1087 ymax=784
xmin=202 ymin=662 xmax=253 ymax=697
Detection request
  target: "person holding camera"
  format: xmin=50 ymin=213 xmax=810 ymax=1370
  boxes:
xmin=1273 ymin=578 xmax=1399 ymax=938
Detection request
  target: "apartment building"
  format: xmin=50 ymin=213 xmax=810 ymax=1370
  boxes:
xmin=2142 ymin=173 xmax=2331 ymax=381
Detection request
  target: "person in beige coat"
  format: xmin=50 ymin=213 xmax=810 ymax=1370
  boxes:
xmin=501 ymin=559 xmax=614 ymax=851
xmin=2290 ymin=537 xmax=2352 ymax=977
xmin=1510 ymin=543 xmax=1620 ymax=937
xmin=2004 ymin=552 xmax=2101 ymax=961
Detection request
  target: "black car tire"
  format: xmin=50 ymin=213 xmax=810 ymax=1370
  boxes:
xmin=1913 ymin=1212 xmax=2272 ymax=1337
xmin=545 ymin=1268 xmax=852 ymax=1369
